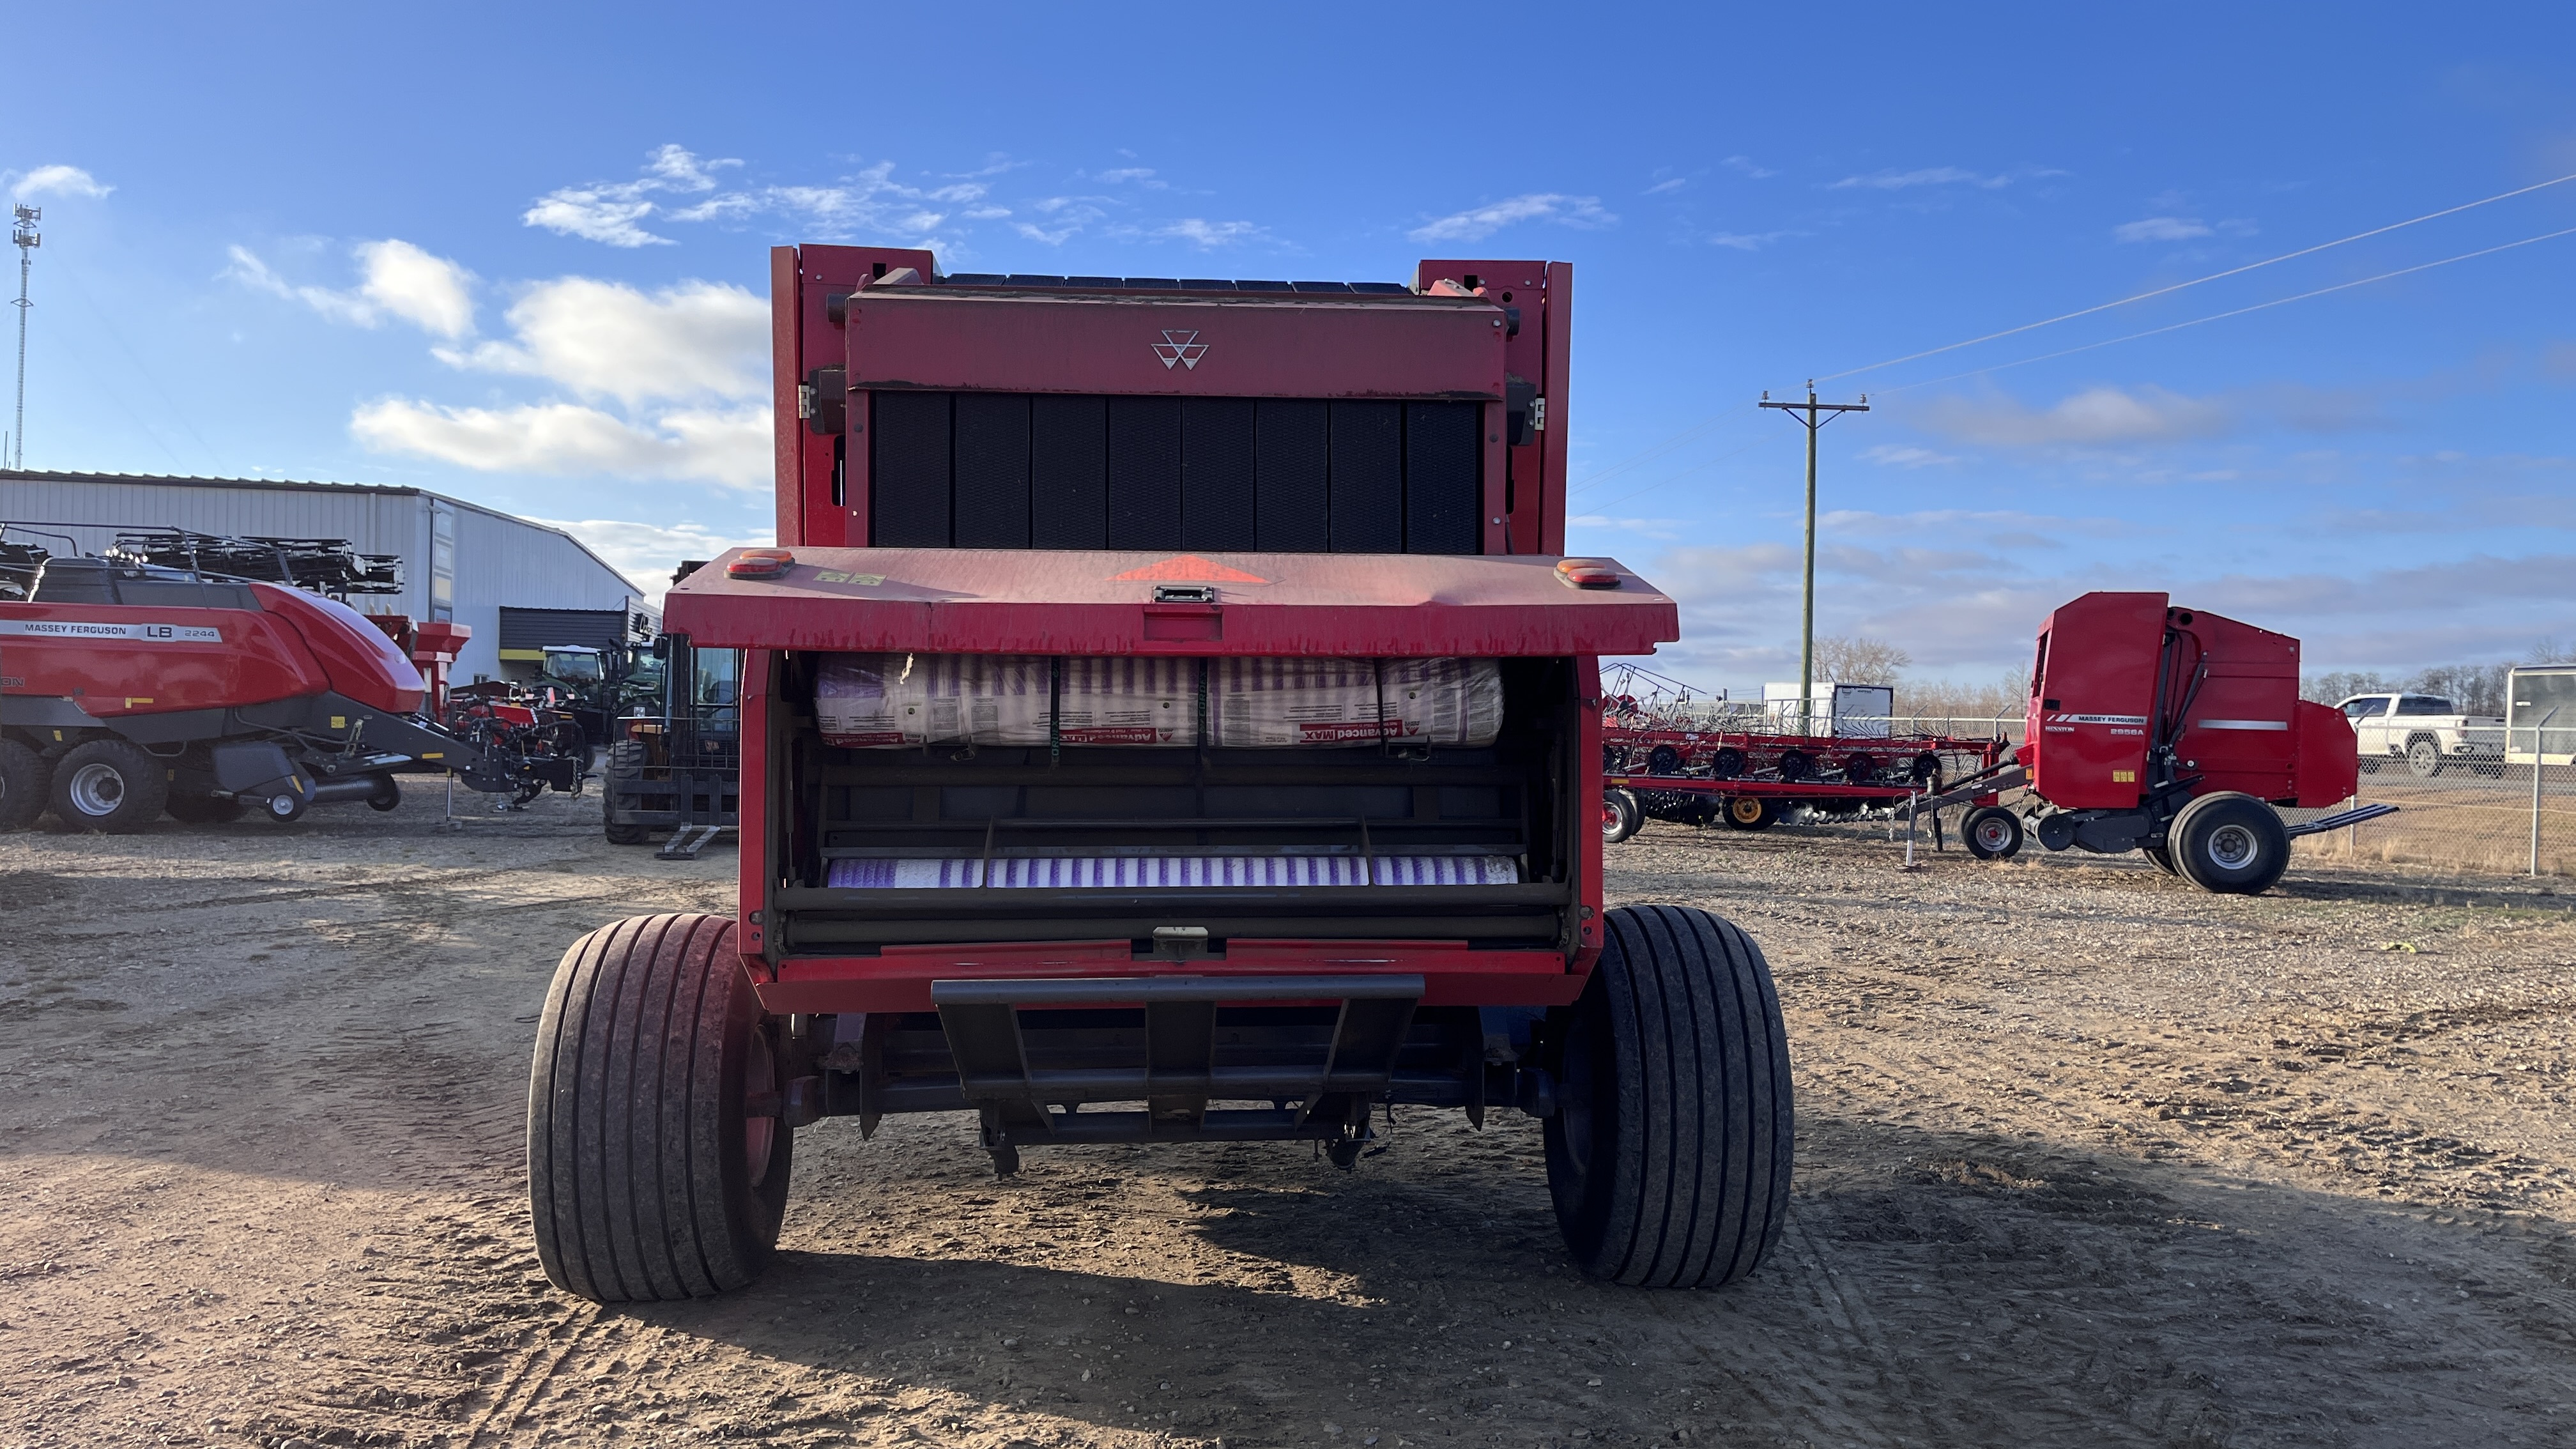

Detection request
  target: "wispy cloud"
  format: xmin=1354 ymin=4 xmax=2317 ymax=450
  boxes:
xmin=1858 ymin=443 xmax=1963 ymax=469
xmin=1915 ymin=385 xmax=2235 ymax=447
xmin=7 ymin=164 xmax=112 ymax=201
xmin=226 ymin=239 xmax=478 ymax=340
xmin=1409 ymin=193 xmax=1615 ymax=243
xmin=1828 ymin=165 xmax=2055 ymax=191
xmin=1158 ymin=218 xmax=1264 ymax=247
xmin=1722 ymin=155 xmax=1777 ymax=180
xmin=1644 ymin=178 xmax=1688 ymax=195
xmin=1708 ymin=229 xmax=1800 ymax=251
xmin=523 ymin=145 xmax=984 ymax=247
xmin=524 ymin=516 xmax=775 ymax=602
xmin=2112 ymin=215 xmax=2258 ymax=243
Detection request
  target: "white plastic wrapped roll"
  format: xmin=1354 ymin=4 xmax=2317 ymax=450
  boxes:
xmin=1209 ymin=657 xmax=1501 ymax=747
xmin=816 ymin=654 xmax=1052 ymax=747
xmin=815 ymin=654 xmax=1502 ymax=749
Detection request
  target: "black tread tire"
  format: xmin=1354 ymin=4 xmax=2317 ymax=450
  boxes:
xmin=1602 ymin=789 xmax=1643 ymax=845
xmin=0 ymin=739 xmax=50 ymax=831
xmin=1962 ymin=806 xmax=2023 ymax=860
xmin=2142 ymin=843 xmax=2179 ymax=876
xmin=49 ymin=739 xmax=170 ymax=833
xmin=366 ymin=776 xmax=402 ymax=812
xmin=528 ymin=912 xmax=789 ymax=1302
xmin=1708 ymin=746 xmax=1746 ymax=779
xmin=1545 ymin=905 xmax=1793 ymax=1288
xmin=1646 ymin=744 xmax=1683 ymax=776
xmin=604 ymin=741 xmax=652 ymax=844
xmin=2169 ymin=791 xmax=2290 ymax=896
xmin=2405 ymin=737 xmax=2442 ymax=778
xmin=1719 ymin=796 xmax=1777 ymax=831
xmin=166 ymin=792 xmax=247 ymax=825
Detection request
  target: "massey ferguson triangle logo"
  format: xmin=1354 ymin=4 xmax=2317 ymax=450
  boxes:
xmin=1152 ymin=330 xmax=1208 ymax=370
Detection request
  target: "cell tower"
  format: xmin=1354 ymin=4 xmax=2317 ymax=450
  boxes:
xmin=12 ymin=203 xmax=37 ymax=471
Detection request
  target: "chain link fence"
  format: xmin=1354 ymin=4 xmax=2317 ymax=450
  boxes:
xmin=2291 ymin=760 xmax=2576 ymax=879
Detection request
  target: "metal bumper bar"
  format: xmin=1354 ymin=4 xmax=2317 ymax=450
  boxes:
xmin=930 ymin=974 xmax=1425 ymax=1147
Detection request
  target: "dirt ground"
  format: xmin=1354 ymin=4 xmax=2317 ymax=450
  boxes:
xmin=6 ymin=791 xmax=2576 ymax=1449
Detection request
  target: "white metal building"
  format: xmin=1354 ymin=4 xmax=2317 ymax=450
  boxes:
xmin=1 ymin=470 xmax=653 ymax=684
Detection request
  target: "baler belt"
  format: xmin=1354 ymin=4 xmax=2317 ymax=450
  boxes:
xmin=824 ymin=854 xmax=1520 ymax=889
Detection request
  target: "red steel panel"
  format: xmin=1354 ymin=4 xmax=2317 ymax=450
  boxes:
xmin=770 ymin=247 xmax=804 ymax=546
xmin=1416 ymin=258 xmax=1567 ymax=553
xmin=2027 ymin=592 xmax=2165 ymax=808
xmin=844 ymin=288 xmax=1506 ymax=400
xmin=1 ymin=597 xmax=326 ymax=716
xmin=666 ymin=548 xmax=1678 ymax=657
xmin=248 ymin=583 xmax=424 ymax=714
xmin=737 ymin=648 xmax=776 ymax=978
xmin=755 ymin=946 xmax=1585 ymax=1015
xmin=2168 ymin=606 xmax=2303 ymax=802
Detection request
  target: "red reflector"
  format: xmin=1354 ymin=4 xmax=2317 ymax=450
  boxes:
xmin=728 ymin=548 xmax=795 ymax=579
xmin=1556 ymin=558 xmax=1620 ymax=590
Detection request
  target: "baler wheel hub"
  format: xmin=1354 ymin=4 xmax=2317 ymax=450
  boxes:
xmin=66 ymin=763 xmax=128 ymax=816
xmin=2204 ymin=823 xmax=2258 ymax=871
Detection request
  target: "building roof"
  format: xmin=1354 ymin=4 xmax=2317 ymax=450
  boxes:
xmin=0 ymin=468 xmax=643 ymax=597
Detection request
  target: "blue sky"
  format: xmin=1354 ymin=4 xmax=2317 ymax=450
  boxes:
xmin=8 ymin=3 xmax=2575 ymax=697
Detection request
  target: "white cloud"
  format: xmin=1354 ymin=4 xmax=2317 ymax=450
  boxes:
xmin=226 ymin=238 xmax=477 ymax=339
xmin=1408 ymin=193 xmax=1615 ymax=243
xmin=1859 ymin=443 xmax=1963 ymax=469
xmin=1915 ymin=385 xmax=2236 ymax=447
xmin=1644 ymin=178 xmax=1687 ymax=195
xmin=523 ymin=516 xmax=774 ymax=601
xmin=1092 ymin=167 xmax=1166 ymax=188
xmin=1708 ymin=229 xmax=1798 ymax=251
xmin=8 ymin=164 xmax=112 ymax=200
xmin=1828 ymin=165 xmax=2016 ymax=190
xmin=1722 ymin=155 xmax=1777 ymax=180
xmin=352 ymin=399 xmax=771 ymax=490
xmin=1158 ymin=218 xmax=1263 ymax=247
xmin=523 ymin=144 xmax=896 ymax=248
xmin=434 ymin=277 xmax=765 ymax=407
xmin=2113 ymin=215 xmax=2213 ymax=243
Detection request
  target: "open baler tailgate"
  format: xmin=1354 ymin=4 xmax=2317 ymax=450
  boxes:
xmin=663 ymin=547 xmax=1676 ymax=657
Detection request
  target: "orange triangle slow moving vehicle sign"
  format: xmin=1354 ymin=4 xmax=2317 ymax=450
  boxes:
xmin=1108 ymin=554 xmax=1270 ymax=584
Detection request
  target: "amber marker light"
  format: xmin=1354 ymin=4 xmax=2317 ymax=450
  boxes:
xmin=1555 ymin=558 xmax=1621 ymax=589
xmin=727 ymin=548 xmax=795 ymax=579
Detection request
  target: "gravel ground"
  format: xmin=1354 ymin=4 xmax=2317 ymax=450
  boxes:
xmin=4 ymin=793 xmax=2575 ymax=1448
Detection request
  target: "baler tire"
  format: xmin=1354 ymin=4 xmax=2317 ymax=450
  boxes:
xmin=1544 ymin=905 xmax=1793 ymax=1289
xmin=605 ymin=821 xmax=653 ymax=846
xmin=366 ymin=776 xmax=402 ymax=813
xmin=1720 ymin=796 xmax=1777 ymax=831
xmin=0 ymin=739 xmax=50 ymax=831
xmin=1962 ymin=806 xmax=2023 ymax=860
xmin=261 ymin=790 xmax=309 ymax=824
xmin=1602 ymin=789 xmax=1643 ymax=845
xmin=2142 ymin=843 xmax=2179 ymax=876
xmin=2169 ymin=792 xmax=2290 ymax=896
xmin=49 ymin=739 xmax=170 ymax=834
xmin=165 ymin=792 xmax=247 ymax=825
xmin=527 ymin=912 xmax=790 ymax=1303
xmin=2405 ymin=738 xmax=2442 ymax=778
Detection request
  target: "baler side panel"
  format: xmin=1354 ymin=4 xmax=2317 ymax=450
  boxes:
xmin=2292 ymin=698 xmax=2360 ymax=806
xmin=1414 ymin=258 xmax=1565 ymax=554
xmin=0 ymin=599 xmax=327 ymax=716
xmin=2168 ymin=611 xmax=2301 ymax=802
xmin=2027 ymin=592 xmax=2165 ymax=809
xmin=248 ymin=583 xmax=425 ymax=715
xmin=739 ymin=647 xmax=777 ymax=978
xmin=772 ymin=246 xmax=804 ymax=546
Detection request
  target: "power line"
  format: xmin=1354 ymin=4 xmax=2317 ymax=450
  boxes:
xmin=1811 ymin=170 xmax=2576 ymax=385
xmin=1875 ymin=222 xmax=2576 ymax=394
xmin=1565 ymin=413 xmax=1740 ymax=498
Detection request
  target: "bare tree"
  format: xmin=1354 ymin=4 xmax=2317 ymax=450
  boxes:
xmin=2533 ymin=635 xmax=2572 ymax=665
xmin=1811 ymin=636 xmax=1912 ymax=685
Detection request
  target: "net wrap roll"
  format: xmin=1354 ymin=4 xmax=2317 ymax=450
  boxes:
xmin=816 ymin=654 xmax=1501 ymax=749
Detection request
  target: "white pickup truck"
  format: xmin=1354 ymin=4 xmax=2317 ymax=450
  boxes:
xmin=2336 ymin=693 xmax=2504 ymax=776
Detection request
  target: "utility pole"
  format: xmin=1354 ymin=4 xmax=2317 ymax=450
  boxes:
xmin=1759 ymin=382 xmax=1867 ymax=735
xmin=10 ymin=203 xmax=37 ymax=471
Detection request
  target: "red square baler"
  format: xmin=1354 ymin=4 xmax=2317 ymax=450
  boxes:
xmin=525 ymin=252 xmax=1793 ymax=1301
